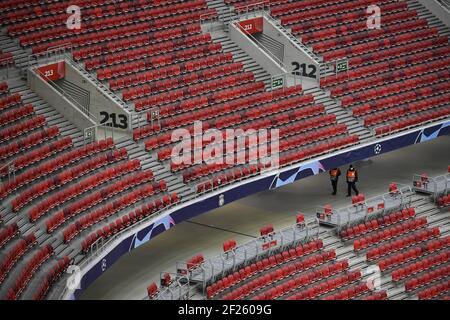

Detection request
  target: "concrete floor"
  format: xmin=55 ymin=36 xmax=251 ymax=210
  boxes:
xmin=80 ymin=135 xmax=450 ymax=300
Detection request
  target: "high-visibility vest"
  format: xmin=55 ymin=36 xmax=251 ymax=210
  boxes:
xmin=330 ymin=169 xmax=339 ymax=181
xmin=347 ymin=170 xmax=356 ymax=182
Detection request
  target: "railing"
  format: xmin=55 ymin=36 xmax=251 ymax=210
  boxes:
xmin=27 ymin=43 xmax=73 ymax=70
xmin=262 ymin=11 xmax=319 ymax=63
xmin=0 ymin=55 xmax=15 ymax=79
xmin=232 ymin=1 xmax=270 ymax=19
xmin=232 ymin=20 xmax=287 ymax=71
xmin=326 ymin=185 xmax=413 ymax=230
xmin=0 ymin=161 xmax=16 ymax=184
xmin=34 ymin=67 xmax=96 ymax=122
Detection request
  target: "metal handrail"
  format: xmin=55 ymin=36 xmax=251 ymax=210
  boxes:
xmin=34 ymin=67 xmax=97 ymax=122
xmin=262 ymin=11 xmax=319 ymax=63
xmin=232 ymin=20 xmax=287 ymax=71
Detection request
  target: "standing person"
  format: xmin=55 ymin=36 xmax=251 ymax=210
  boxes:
xmin=329 ymin=167 xmax=341 ymax=195
xmin=346 ymin=164 xmax=359 ymax=197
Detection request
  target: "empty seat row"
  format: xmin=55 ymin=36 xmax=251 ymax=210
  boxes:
xmin=417 ymin=280 xmax=450 ymax=300
xmin=353 ymin=216 xmax=427 ymax=251
xmin=11 ymin=151 xmax=133 ymax=212
xmin=80 ymin=192 xmax=179 ymax=253
xmin=62 ymin=181 xmax=171 ymax=243
xmin=98 ymin=41 xmax=221 ymax=80
xmin=122 ymin=64 xmax=248 ymax=102
xmin=322 ymin=27 xmax=439 ymax=62
xmin=207 ymin=239 xmax=325 ymax=298
xmin=0 ymin=103 xmax=34 ymax=126
xmin=0 ymin=223 xmax=19 ymax=248
xmin=45 ymin=175 xmax=166 ymax=232
xmin=378 ymin=241 xmax=445 ymax=272
xmin=366 ymin=227 xmax=440 ymax=261
xmin=0 ymin=234 xmax=36 ymax=284
xmin=28 ymin=10 xmax=215 ymax=54
xmin=33 ymin=256 xmax=70 ymax=300
xmin=3 ymin=0 xmax=123 ymax=23
xmin=280 ymin=0 xmax=395 ymax=26
xmin=125 ymin=70 xmax=252 ymax=104
xmin=73 ymin=24 xmax=204 ymax=62
xmin=340 ymin=208 xmax=416 ymax=240
xmin=139 ymin=85 xmax=304 ymax=142
xmin=294 ymin=4 xmax=415 ymax=39
xmin=0 ymin=138 xmax=114 ymax=199
xmin=0 ymin=82 xmax=8 ymax=94
xmin=6 ymin=244 xmax=53 ymax=300
xmin=109 ymin=51 xmax=232 ymax=90
xmin=405 ymin=264 xmax=450 ymax=292
xmin=321 ymin=39 xmax=450 ymax=88
xmin=278 ymin=135 xmax=359 ymax=167
xmin=85 ymin=33 xmax=214 ymax=71
xmin=331 ymin=56 xmax=450 ymax=99
xmin=0 ymin=93 xmax=21 ymax=111
xmin=224 ymin=257 xmax=345 ymax=300
xmin=362 ymin=291 xmax=388 ymax=300
xmin=33 ymin=166 xmax=151 ymax=227
xmin=323 ymin=282 xmax=371 ymax=300
xmin=0 ymin=126 xmax=59 ymax=160
xmin=1 ymin=137 xmax=72 ymax=179
xmin=281 ymin=270 xmax=363 ymax=300
xmin=19 ymin=3 xmax=208 ymax=47
xmin=393 ymin=246 xmax=449 ymax=282
xmin=437 ymin=194 xmax=450 ymax=208
xmin=0 ymin=115 xmax=46 ymax=142
xmin=141 ymin=88 xmax=309 ymax=144
xmin=311 ymin=14 xmax=426 ymax=53
xmin=375 ymin=108 xmax=450 ymax=136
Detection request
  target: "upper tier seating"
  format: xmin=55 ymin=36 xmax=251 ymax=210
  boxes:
xmin=228 ymin=0 xmax=450 ymax=135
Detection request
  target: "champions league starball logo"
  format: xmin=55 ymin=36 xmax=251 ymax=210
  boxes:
xmin=374 ymin=144 xmax=382 ymax=155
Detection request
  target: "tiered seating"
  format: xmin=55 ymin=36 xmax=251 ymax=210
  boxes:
xmin=61 ymin=177 xmax=170 ymax=243
xmin=0 ymin=234 xmax=37 ymax=284
xmin=339 ymin=208 xmax=416 ymax=240
xmin=255 ymin=261 xmax=360 ymax=300
xmin=0 ymin=91 xmax=74 ymax=178
xmin=0 ymin=138 xmax=114 ymax=200
xmin=362 ymin=291 xmax=388 ymax=300
xmin=80 ymin=192 xmax=180 ymax=253
xmin=366 ymin=227 xmax=440 ymax=261
xmin=42 ymin=168 xmax=156 ymax=230
xmin=1 ymin=0 xmax=217 ymax=54
xmin=353 ymin=217 xmax=428 ymax=252
xmin=6 ymin=244 xmax=53 ymax=300
xmin=206 ymin=239 xmax=325 ymax=299
xmin=12 ymin=149 xmax=130 ymax=212
xmin=392 ymin=237 xmax=450 ymax=283
xmin=0 ymin=222 xmax=18 ymax=248
xmin=33 ymin=256 xmax=70 ymax=300
xmin=139 ymin=84 xmax=357 ymax=194
xmin=269 ymin=0 xmax=450 ymax=135
xmin=417 ymin=280 xmax=450 ymax=300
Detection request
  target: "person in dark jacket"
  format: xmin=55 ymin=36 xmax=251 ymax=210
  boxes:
xmin=346 ymin=164 xmax=359 ymax=197
xmin=329 ymin=167 xmax=341 ymax=195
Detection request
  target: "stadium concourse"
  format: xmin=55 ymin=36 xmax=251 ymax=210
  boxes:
xmin=0 ymin=0 xmax=449 ymax=301
xmin=80 ymin=136 xmax=450 ymax=300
